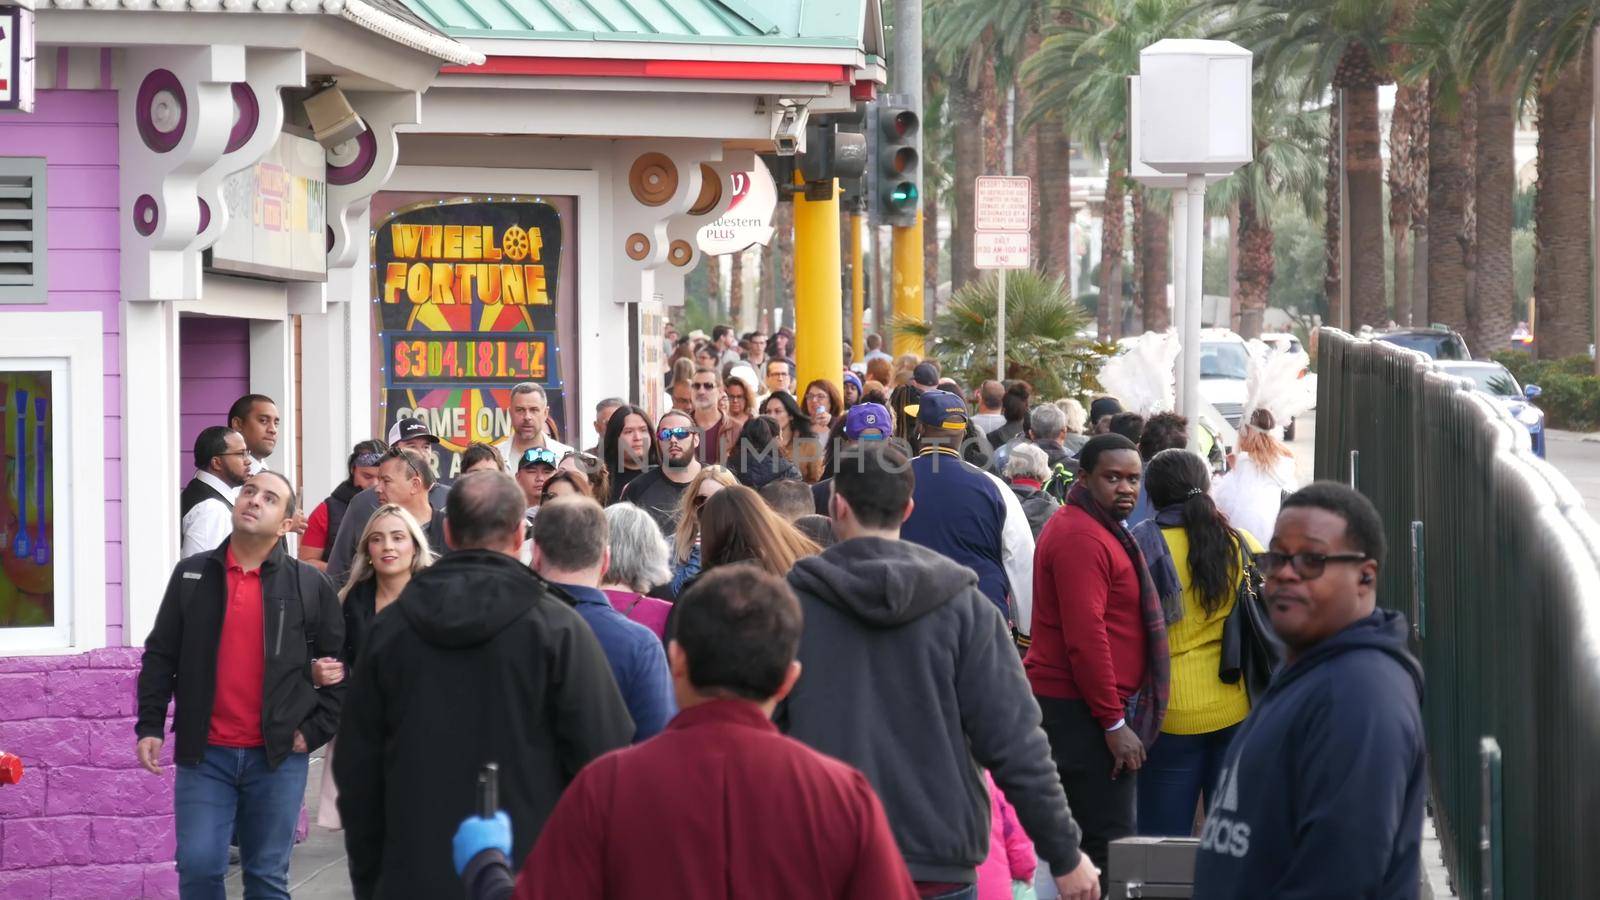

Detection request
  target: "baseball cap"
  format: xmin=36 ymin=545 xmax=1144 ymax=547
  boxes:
xmin=518 ymin=447 xmax=559 ymax=470
xmin=905 ymin=389 xmax=969 ymax=431
xmin=842 ymin=403 xmax=892 ymax=440
xmin=912 ymin=361 xmax=941 ymax=388
xmin=387 ymin=417 xmax=440 ymax=445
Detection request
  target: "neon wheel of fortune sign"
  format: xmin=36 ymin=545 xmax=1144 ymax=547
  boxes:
xmin=374 ymin=198 xmax=565 ymax=473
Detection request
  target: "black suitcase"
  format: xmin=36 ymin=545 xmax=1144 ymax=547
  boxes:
xmin=1107 ymin=836 xmax=1199 ymax=898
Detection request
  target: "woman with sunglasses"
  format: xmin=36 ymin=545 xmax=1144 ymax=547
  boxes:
xmin=666 ymin=465 xmax=737 ymax=598
xmin=315 ymin=503 xmax=436 ymax=829
xmin=1127 ymin=448 xmax=1266 ymax=838
xmin=299 ymin=439 xmax=388 ymax=570
xmin=617 ymin=409 xmax=703 ymax=534
xmin=601 ymin=404 xmax=659 ymax=504
xmin=720 ymin=368 xmax=759 ymax=460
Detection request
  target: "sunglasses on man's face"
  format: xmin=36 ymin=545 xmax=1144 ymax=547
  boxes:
xmin=658 ymin=427 xmax=695 ymax=442
xmin=1253 ymin=550 xmax=1369 ymax=580
xmin=691 ymin=381 xmax=718 ymax=392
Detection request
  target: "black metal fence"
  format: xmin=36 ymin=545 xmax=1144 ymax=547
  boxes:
xmin=1314 ymin=328 xmax=1600 ymax=897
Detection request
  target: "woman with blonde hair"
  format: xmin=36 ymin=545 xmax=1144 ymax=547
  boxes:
xmin=667 ymin=464 xmax=738 ymax=597
xmin=697 ymin=484 xmax=820 ymax=579
xmin=1053 ymin=397 xmax=1091 ymax=455
xmin=316 ymin=504 xmax=436 ymax=829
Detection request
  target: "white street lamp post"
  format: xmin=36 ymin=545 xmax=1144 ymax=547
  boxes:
xmin=1136 ymin=40 xmax=1253 ymax=435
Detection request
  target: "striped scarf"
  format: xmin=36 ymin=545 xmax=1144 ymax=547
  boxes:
xmin=1066 ymin=481 xmax=1171 ymax=747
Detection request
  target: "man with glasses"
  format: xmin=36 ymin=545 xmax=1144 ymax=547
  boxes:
xmin=376 ymin=448 xmax=450 ymax=557
xmin=619 ymin=409 xmax=702 ymax=534
xmin=181 ymin=426 xmax=252 ymax=558
xmin=687 ymin=366 xmax=728 ymax=465
xmin=1194 ymin=483 xmax=1424 ymax=899
xmin=496 ymin=382 xmax=574 ymax=474
xmin=764 ymin=357 xmax=795 ymax=399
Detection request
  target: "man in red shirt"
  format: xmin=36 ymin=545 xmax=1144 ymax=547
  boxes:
xmin=1027 ymin=433 xmax=1157 ymax=885
xmin=449 ymin=565 xmax=919 ymax=900
xmin=137 ymin=471 xmax=345 ymax=900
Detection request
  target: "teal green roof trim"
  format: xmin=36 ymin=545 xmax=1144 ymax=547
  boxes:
xmin=403 ymin=0 xmax=871 ymax=48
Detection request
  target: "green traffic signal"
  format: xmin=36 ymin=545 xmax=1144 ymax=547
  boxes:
xmin=889 ymin=182 xmax=919 ymax=208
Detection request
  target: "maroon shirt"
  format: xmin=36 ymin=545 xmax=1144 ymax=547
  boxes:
xmin=513 ymin=699 xmax=917 ymax=900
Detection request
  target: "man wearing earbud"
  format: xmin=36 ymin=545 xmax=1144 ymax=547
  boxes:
xmin=1193 ymin=483 xmax=1426 ymax=899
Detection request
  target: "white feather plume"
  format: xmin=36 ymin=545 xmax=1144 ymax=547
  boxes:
xmin=1098 ymin=331 xmax=1180 ymax=416
xmin=1243 ymin=343 xmax=1315 ymax=426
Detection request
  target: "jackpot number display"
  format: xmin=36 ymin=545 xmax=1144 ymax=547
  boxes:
xmin=388 ymin=334 xmax=550 ymax=386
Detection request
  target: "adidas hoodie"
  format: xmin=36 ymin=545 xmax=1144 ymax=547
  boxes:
xmin=1193 ymin=609 xmax=1426 ymax=899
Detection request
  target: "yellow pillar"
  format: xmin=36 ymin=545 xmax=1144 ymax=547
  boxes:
xmin=891 ymin=210 xmax=925 ymax=357
xmin=850 ymin=212 xmax=865 ymax=364
xmin=793 ymin=177 xmax=843 ymax=396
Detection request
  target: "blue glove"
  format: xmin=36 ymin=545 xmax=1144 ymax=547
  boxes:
xmin=452 ymin=811 xmax=512 ymax=876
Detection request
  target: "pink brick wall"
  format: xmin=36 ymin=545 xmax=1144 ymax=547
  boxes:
xmin=0 ymin=89 xmax=171 ymax=899
xmin=0 ymin=88 xmax=125 ymax=645
xmin=0 ymin=648 xmax=176 ymax=899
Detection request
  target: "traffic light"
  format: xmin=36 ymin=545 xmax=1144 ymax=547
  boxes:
xmin=876 ymin=96 xmax=920 ymax=227
xmin=798 ymin=114 xmax=867 ymax=201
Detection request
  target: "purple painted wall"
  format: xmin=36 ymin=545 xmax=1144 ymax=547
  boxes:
xmin=179 ymin=316 xmax=251 ymax=478
xmin=0 ymin=89 xmax=178 ymax=898
xmin=1 ymin=89 xmax=124 ymax=645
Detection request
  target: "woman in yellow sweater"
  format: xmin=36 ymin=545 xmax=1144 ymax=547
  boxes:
xmin=1129 ymin=448 xmax=1264 ymax=837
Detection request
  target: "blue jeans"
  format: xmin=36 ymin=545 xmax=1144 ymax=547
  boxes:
xmin=1136 ymin=723 xmax=1241 ymax=837
xmin=174 ymin=745 xmax=308 ymax=900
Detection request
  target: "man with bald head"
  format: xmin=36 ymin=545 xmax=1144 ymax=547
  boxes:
xmin=335 ymin=470 xmax=634 ymax=900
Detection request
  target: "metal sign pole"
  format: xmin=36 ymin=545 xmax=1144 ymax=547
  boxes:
xmin=997 ymin=272 xmax=1007 ymax=381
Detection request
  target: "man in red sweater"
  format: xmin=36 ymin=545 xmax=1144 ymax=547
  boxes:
xmin=450 ymin=565 xmax=919 ymax=900
xmin=1026 ymin=433 xmax=1150 ymax=883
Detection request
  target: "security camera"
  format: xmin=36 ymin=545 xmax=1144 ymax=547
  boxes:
xmin=303 ymin=84 xmax=367 ymax=150
xmin=772 ymin=105 xmax=807 ymax=157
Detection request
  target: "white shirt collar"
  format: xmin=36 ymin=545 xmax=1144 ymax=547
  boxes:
xmin=194 ymin=469 xmax=241 ymax=499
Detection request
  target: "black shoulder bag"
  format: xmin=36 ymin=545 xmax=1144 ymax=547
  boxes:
xmin=1219 ymin=550 xmax=1284 ymax=705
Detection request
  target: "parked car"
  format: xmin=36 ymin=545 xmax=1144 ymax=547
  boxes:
xmin=1198 ymin=328 xmax=1251 ymax=432
xmin=1376 ymin=327 xmax=1473 ymax=361
xmin=1257 ymin=332 xmax=1310 ymax=375
xmin=1435 ymin=360 xmax=1546 ymax=457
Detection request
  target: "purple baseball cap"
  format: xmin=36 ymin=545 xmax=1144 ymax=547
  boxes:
xmin=842 ymin=402 xmax=893 ymax=440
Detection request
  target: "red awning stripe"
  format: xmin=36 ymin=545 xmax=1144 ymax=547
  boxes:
xmin=442 ymin=56 xmax=854 ymax=84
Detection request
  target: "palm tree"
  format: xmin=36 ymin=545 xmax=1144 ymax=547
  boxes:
xmin=1140 ymin=188 xmax=1171 ymax=331
xmin=1025 ymin=0 xmax=1190 ymax=337
xmin=929 ymin=0 xmax=1045 ymax=292
xmin=1205 ymin=73 xmax=1326 ymax=338
xmin=1221 ymin=0 xmax=1399 ymax=329
xmin=1487 ymin=0 xmax=1594 ymax=360
xmin=891 ymin=269 xmax=1109 ymax=397
xmin=1387 ymin=82 xmax=1428 ymax=326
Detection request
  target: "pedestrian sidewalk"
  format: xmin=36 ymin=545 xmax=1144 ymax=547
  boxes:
xmin=225 ymin=749 xmax=354 ymax=899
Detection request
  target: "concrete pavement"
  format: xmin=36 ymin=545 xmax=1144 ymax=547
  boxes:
xmin=1544 ymin=429 xmax=1600 ymax=509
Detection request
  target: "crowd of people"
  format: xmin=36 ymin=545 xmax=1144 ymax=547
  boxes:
xmin=137 ymin=326 xmax=1427 ymax=900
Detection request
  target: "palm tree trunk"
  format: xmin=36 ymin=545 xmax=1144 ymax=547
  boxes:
xmin=1426 ymin=84 xmax=1469 ymax=336
xmin=1534 ymin=37 xmax=1595 ymax=359
xmin=1471 ymin=71 xmax=1516 ymax=358
xmin=1100 ymin=170 xmax=1126 ymax=340
xmin=773 ymin=200 xmax=795 ymax=327
xmin=1130 ymin=184 xmax=1145 ymax=328
xmin=1227 ymin=202 xmax=1241 ymax=329
xmin=1388 ymin=83 xmax=1427 ymax=326
xmin=1038 ymin=120 xmax=1073 ymax=280
xmin=980 ymin=49 xmax=1005 ymax=175
xmin=1018 ymin=25 xmax=1044 ymax=267
xmin=1141 ymin=190 xmax=1171 ymax=332
xmin=1344 ymin=79 xmax=1388 ymax=327
xmin=1325 ymin=92 xmax=1343 ymax=326
xmin=706 ymin=252 xmax=724 ymax=319
xmin=1237 ymin=195 xmax=1274 ymax=339
xmin=950 ymin=73 xmax=983 ymax=292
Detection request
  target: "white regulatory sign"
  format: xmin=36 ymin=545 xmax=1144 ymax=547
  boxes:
xmin=974 ymin=175 xmax=1032 ymax=233
xmin=975 ymin=231 xmax=1030 ymax=270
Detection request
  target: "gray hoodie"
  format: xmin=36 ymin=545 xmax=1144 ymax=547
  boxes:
xmin=778 ymin=536 xmax=1084 ymax=884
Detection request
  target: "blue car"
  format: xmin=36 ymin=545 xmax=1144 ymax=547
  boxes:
xmin=1436 ymin=361 xmax=1547 ymax=457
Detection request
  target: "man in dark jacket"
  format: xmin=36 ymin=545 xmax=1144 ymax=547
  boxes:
xmin=1194 ymin=483 xmax=1425 ymax=899
xmin=779 ymin=442 xmax=1101 ymax=900
xmin=334 ymin=470 xmax=635 ymax=900
xmin=137 ymin=471 xmax=345 ymax=899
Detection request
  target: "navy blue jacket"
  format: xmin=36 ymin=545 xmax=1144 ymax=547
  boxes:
xmin=900 ymin=447 xmax=1010 ymax=615
xmin=554 ymin=582 xmax=676 ymax=742
xmin=1194 ymin=609 xmax=1425 ymax=899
